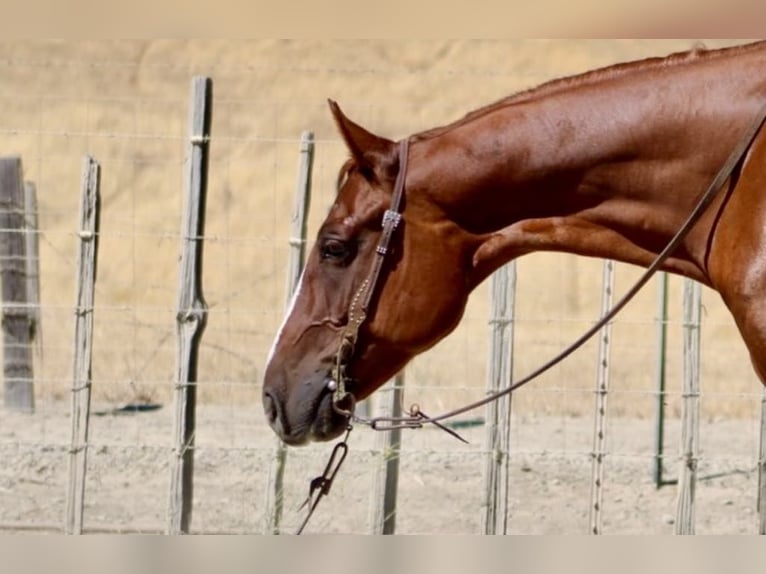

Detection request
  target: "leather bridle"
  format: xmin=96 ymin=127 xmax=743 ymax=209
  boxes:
xmin=328 ymin=138 xmax=409 ymax=416
xmin=295 ymin=139 xmax=411 ymax=535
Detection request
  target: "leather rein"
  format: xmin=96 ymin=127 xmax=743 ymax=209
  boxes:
xmin=333 ymin=101 xmax=766 ymax=433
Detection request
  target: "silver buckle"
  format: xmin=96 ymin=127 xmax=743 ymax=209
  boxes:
xmin=382 ymin=210 xmax=402 ymax=229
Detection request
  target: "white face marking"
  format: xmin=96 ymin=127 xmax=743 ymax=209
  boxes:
xmin=265 ymin=268 xmax=306 ymax=370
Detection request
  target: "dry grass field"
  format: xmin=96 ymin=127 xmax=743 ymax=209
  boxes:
xmin=1 ymin=40 xmax=765 ymax=534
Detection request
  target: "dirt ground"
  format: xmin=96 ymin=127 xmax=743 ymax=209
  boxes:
xmin=1 ymin=401 xmax=763 ymax=535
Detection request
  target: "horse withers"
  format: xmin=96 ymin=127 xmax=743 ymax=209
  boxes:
xmin=263 ymin=41 xmax=766 ymax=445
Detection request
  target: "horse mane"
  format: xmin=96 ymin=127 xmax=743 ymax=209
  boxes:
xmin=411 ymin=41 xmax=764 ymax=142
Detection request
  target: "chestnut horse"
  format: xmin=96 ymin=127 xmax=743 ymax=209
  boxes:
xmin=263 ymin=41 xmax=766 ymax=446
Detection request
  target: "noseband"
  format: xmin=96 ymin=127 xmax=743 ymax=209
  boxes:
xmin=329 ymin=138 xmax=410 ymax=415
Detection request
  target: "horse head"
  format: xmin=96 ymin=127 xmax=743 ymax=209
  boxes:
xmin=261 ymin=101 xmax=483 ymax=445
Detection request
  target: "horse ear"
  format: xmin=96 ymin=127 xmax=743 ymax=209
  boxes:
xmin=328 ymin=99 xmax=395 ymax=169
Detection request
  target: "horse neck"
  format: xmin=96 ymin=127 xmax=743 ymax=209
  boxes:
xmin=409 ymin=60 xmax=766 ymax=282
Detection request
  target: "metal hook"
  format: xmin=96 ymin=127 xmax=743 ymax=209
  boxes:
xmin=331 ymin=389 xmax=356 ymax=419
xmin=295 ymin=425 xmax=353 ymax=535
xmin=366 ymin=404 xmax=469 ymax=443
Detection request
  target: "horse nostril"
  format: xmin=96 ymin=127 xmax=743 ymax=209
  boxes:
xmin=262 ymin=389 xmax=279 ymax=425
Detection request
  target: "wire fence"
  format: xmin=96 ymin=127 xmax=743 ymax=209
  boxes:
xmin=1 ymin=40 xmax=764 ymax=534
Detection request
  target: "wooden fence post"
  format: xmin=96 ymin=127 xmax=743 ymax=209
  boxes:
xmin=0 ymin=157 xmax=35 ymax=412
xmin=653 ymin=272 xmax=669 ymax=488
xmin=675 ymin=278 xmax=701 ymax=534
xmin=589 ymin=259 xmax=615 ymax=534
xmin=65 ymin=156 xmax=100 ymax=535
xmin=167 ymin=76 xmax=212 ymax=534
xmin=757 ymin=387 xmax=766 ymax=534
xmin=23 ymin=182 xmax=41 ymax=361
xmin=368 ymin=373 xmax=404 ymax=534
xmin=263 ymin=130 xmax=314 ymax=534
xmin=481 ymin=261 xmax=516 ymax=534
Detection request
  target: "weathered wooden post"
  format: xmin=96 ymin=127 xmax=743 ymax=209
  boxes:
xmin=0 ymin=157 xmax=35 ymax=412
xmin=167 ymin=76 xmax=212 ymax=534
xmin=263 ymin=130 xmax=314 ymax=534
xmin=23 ymin=182 xmax=41 ymax=360
xmin=481 ymin=261 xmax=516 ymax=534
xmin=758 ymin=387 xmax=766 ymax=534
xmin=589 ymin=259 xmax=615 ymax=534
xmin=65 ymin=156 xmax=101 ymax=535
xmin=675 ymin=278 xmax=701 ymax=534
xmin=368 ymin=372 xmax=404 ymax=534
xmin=653 ymin=272 xmax=669 ymax=488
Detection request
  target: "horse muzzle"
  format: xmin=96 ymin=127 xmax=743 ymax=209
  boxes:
xmin=262 ymin=370 xmax=352 ymax=445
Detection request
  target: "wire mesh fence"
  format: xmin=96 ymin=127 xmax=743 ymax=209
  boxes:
xmin=0 ymin=39 xmax=764 ymax=534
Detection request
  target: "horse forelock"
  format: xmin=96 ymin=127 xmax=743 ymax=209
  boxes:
xmin=335 ymin=158 xmax=355 ymax=194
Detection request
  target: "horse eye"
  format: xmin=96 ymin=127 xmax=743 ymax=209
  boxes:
xmin=320 ymin=238 xmax=355 ymax=264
